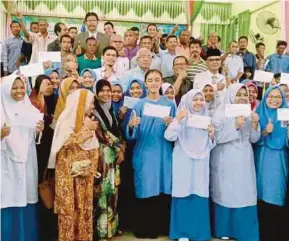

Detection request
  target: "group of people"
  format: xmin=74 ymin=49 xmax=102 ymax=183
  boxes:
xmin=1 ymin=10 xmax=289 ymax=241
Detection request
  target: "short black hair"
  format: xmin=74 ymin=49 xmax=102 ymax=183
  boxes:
xmin=60 ymin=34 xmax=72 ymax=43
xmin=173 ymin=56 xmax=188 ymax=66
xmin=166 ymin=35 xmax=177 ymax=42
xmin=85 ymin=12 xmax=99 ymax=22
xmin=10 ymin=20 xmax=21 ymax=28
xmin=274 ymin=73 xmax=281 ymax=79
xmin=85 ymin=37 xmax=98 ymax=44
xmin=277 ymin=40 xmax=288 ymax=48
xmin=255 ymin=42 xmax=265 ymax=49
xmin=146 ymin=23 xmax=157 ymax=32
xmin=68 ymin=26 xmax=77 ymax=32
xmin=104 ymin=21 xmax=114 ymax=28
xmin=238 ymin=36 xmax=248 ymax=42
xmin=145 ymin=69 xmax=163 ymax=81
xmin=189 ymin=39 xmax=202 ymax=48
xmin=30 ymin=22 xmax=38 ymax=27
xmin=102 ymin=46 xmax=118 ymax=57
xmin=161 ymin=34 xmax=168 ymax=39
xmin=54 ymin=22 xmax=64 ymax=36
xmin=140 ymin=36 xmax=152 ymax=43
xmin=131 ymin=26 xmax=139 ymax=32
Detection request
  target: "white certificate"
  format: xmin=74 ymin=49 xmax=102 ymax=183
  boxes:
xmin=38 ymin=51 xmax=61 ymax=63
xmin=187 ymin=115 xmax=211 ymax=129
xmin=225 ymin=104 xmax=251 ymax=118
xmin=20 ymin=63 xmax=44 ymax=77
xmin=254 ymin=70 xmax=274 ymax=83
xmin=280 ymin=73 xmax=289 ymax=85
xmin=10 ymin=112 xmax=44 ymax=128
xmin=143 ymin=103 xmax=171 ymax=118
xmin=123 ymin=96 xmax=139 ymax=109
xmin=277 ymin=109 xmax=289 ymax=121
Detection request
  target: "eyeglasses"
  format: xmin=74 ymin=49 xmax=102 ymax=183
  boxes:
xmin=207 ymin=58 xmax=221 ymax=62
xmin=174 ymin=63 xmax=187 ymax=66
xmin=268 ymin=95 xmax=282 ymax=100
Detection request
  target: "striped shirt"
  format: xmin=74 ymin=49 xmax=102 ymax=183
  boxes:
xmin=186 ymin=58 xmax=208 ymax=82
xmin=2 ymin=35 xmax=23 ymax=73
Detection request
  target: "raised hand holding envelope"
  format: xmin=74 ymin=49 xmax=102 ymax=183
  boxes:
xmin=143 ymin=103 xmax=171 ymax=118
xmin=254 ymin=70 xmax=274 ymax=83
xmin=123 ymin=96 xmax=139 ymax=109
xmin=280 ymin=73 xmax=289 ymax=85
xmin=277 ymin=109 xmax=289 ymax=121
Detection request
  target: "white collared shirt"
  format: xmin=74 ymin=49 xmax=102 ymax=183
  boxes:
xmin=88 ymin=31 xmax=98 ymax=39
xmin=114 ymin=56 xmax=130 ymax=77
xmin=223 ymin=54 xmax=244 ymax=80
xmin=25 ymin=32 xmax=57 ymax=64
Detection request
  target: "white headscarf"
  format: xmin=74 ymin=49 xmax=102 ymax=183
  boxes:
xmin=177 ymin=89 xmax=211 ymax=159
xmin=162 ymin=82 xmax=177 ymax=106
xmin=48 ymin=89 xmax=98 ymax=168
xmin=1 ymin=74 xmax=39 ymax=162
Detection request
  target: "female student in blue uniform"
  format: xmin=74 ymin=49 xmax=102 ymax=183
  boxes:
xmin=111 ymin=80 xmax=124 ymax=119
xmin=165 ymin=89 xmax=215 ymax=241
xmin=254 ymin=85 xmax=289 ymax=241
xmin=126 ymin=69 xmax=176 ymax=239
xmin=210 ymin=83 xmax=261 ymax=241
xmin=118 ymin=79 xmax=146 ymax=231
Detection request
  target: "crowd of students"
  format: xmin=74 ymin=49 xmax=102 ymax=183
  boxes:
xmin=1 ymin=10 xmax=289 ymax=241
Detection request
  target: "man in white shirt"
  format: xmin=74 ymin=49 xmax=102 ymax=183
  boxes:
xmin=222 ymin=41 xmax=244 ymax=83
xmin=110 ymin=34 xmax=129 ymax=77
xmin=130 ymin=36 xmax=161 ymax=70
xmin=73 ymin=12 xmax=110 ymax=57
xmin=22 ymin=18 xmax=56 ymax=64
xmin=194 ymin=48 xmax=226 ymax=98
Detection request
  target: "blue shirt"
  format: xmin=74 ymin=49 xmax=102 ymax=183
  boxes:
xmin=3 ymin=35 xmax=23 ymax=73
xmin=120 ymin=67 xmax=147 ymax=91
xmin=160 ymin=49 xmax=178 ymax=78
xmin=265 ymin=53 xmax=289 ymax=74
xmin=237 ymin=50 xmax=257 ymax=74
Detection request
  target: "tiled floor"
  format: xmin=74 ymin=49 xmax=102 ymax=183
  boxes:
xmin=113 ymin=232 xmax=233 ymax=241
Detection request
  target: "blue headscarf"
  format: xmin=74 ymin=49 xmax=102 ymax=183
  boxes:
xmin=44 ymin=68 xmax=60 ymax=97
xmin=111 ymin=80 xmax=124 ymax=117
xmin=256 ymin=85 xmax=288 ymax=149
xmin=120 ymin=79 xmax=147 ymax=134
xmin=80 ymin=68 xmax=96 ymax=92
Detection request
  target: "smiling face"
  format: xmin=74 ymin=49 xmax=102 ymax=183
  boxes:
xmin=82 ymin=71 xmax=94 ymax=88
xmin=145 ymin=71 xmax=162 ymax=95
xmin=203 ymin=85 xmax=214 ymax=102
xmin=234 ymin=87 xmax=249 ymax=104
xmin=248 ymin=85 xmax=258 ymax=103
xmin=49 ymin=71 xmax=61 ymax=90
xmin=97 ymin=85 xmax=112 ymax=103
xmin=85 ymin=15 xmax=98 ymax=32
xmin=129 ymin=81 xmax=143 ymax=98
xmin=266 ymin=88 xmax=283 ymax=109
xmin=68 ymin=81 xmax=80 ymax=94
xmin=280 ymin=84 xmax=289 ymax=103
xmin=103 ymin=49 xmax=117 ymax=67
xmin=192 ymin=93 xmax=205 ymax=112
xmin=112 ymin=85 xmax=123 ymax=102
xmin=40 ymin=79 xmax=54 ymax=96
xmin=11 ymin=78 xmax=26 ymax=101
xmin=164 ymin=87 xmax=175 ymax=100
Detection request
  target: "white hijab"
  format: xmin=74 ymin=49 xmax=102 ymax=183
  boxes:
xmin=162 ymin=82 xmax=177 ymax=106
xmin=48 ymin=89 xmax=98 ymax=168
xmin=177 ymin=89 xmax=211 ymax=159
xmin=1 ymin=74 xmax=39 ymax=162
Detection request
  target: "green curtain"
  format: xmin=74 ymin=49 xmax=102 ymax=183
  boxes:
xmin=198 ymin=2 xmax=231 ymax=24
xmin=238 ymin=10 xmax=251 ymax=37
xmin=200 ymin=24 xmax=232 ymax=51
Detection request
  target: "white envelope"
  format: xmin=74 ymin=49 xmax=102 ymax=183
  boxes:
xmin=225 ymin=104 xmax=251 ymax=118
xmin=10 ymin=112 xmax=44 ymax=128
xmin=20 ymin=63 xmax=44 ymax=77
xmin=280 ymin=73 xmax=289 ymax=85
xmin=187 ymin=115 xmax=211 ymax=129
xmin=143 ymin=103 xmax=171 ymax=118
xmin=123 ymin=96 xmax=139 ymax=109
xmin=254 ymin=70 xmax=274 ymax=83
xmin=38 ymin=51 xmax=61 ymax=63
xmin=277 ymin=109 xmax=289 ymax=121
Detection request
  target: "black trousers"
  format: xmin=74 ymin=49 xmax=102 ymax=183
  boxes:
xmin=258 ymin=200 xmax=287 ymax=241
xmin=134 ymin=194 xmax=171 ymax=239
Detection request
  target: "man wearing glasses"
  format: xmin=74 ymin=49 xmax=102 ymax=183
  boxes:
xmin=194 ymin=48 xmax=226 ymax=98
xmin=73 ymin=12 xmax=110 ymax=57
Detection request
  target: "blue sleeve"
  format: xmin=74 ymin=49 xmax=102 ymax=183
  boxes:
xmin=212 ymin=117 xmax=240 ymax=144
xmin=252 ymin=53 xmax=257 ymax=71
xmin=125 ymin=102 xmax=142 ymax=140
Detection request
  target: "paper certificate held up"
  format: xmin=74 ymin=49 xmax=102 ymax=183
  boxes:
xmin=143 ymin=103 xmax=171 ymax=118
xmin=254 ymin=70 xmax=274 ymax=83
xmin=187 ymin=115 xmax=211 ymax=129
xmin=280 ymin=73 xmax=289 ymax=85
xmin=39 ymin=51 xmax=61 ymax=63
xmin=277 ymin=109 xmax=289 ymax=121
xmin=225 ymin=104 xmax=251 ymax=118
xmin=20 ymin=63 xmax=44 ymax=77
xmin=123 ymin=96 xmax=139 ymax=109
xmin=10 ymin=112 xmax=44 ymax=128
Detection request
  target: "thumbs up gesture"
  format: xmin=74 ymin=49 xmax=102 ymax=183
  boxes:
xmin=129 ymin=110 xmax=141 ymax=128
xmin=1 ymin=123 xmax=11 ymax=140
xmin=265 ymin=118 xmax=274 ymax=134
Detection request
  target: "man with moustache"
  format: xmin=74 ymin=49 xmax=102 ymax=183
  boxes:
xmin=73 ymin=12 xmax=110 ymax=57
